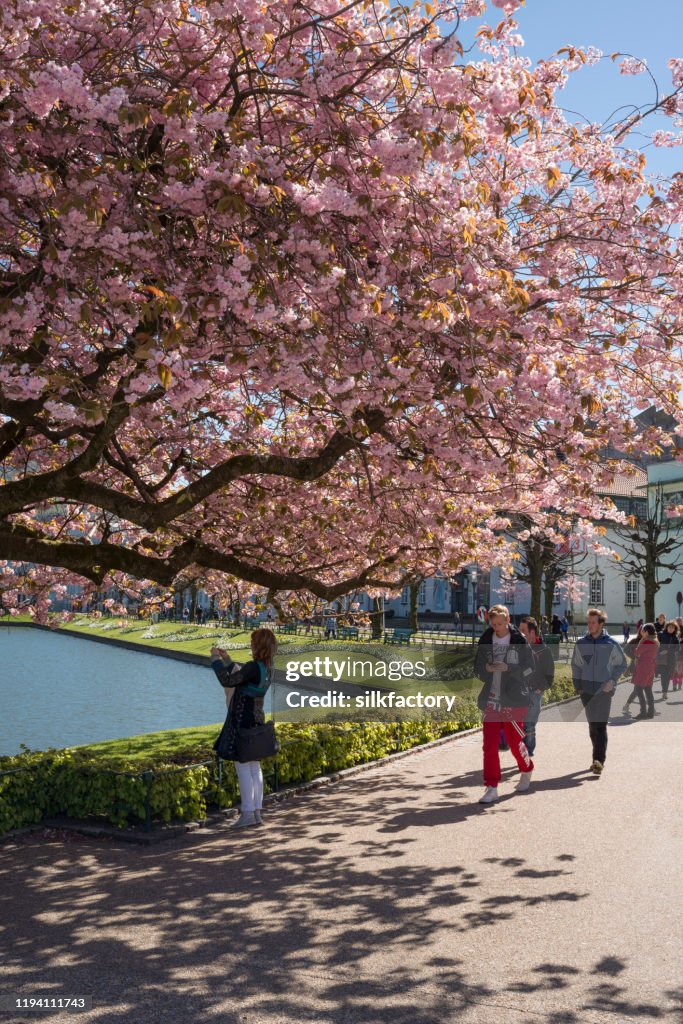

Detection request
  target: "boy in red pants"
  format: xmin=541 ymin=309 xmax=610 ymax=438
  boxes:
xmin=474 ymin=604 xmax=535 ymax=804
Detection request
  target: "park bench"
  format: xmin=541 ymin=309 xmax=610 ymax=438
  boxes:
xmin=338 ymin=626 xmax=359 ymax=641
xmin=383 ymin=627 xmax=414 ymax=645
xmin=282 ymin=623 xmax=298 ymax=635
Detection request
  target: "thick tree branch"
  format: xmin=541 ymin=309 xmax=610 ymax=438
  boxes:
xmin=0 ymin=526 xmax=406 ymax=597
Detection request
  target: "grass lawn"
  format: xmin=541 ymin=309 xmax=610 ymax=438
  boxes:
xmin=75 ymin=724 xmax=222 ymax=766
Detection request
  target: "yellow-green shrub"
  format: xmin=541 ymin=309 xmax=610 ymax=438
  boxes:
xmin=0 ymin=706 xmax=481 ymax=835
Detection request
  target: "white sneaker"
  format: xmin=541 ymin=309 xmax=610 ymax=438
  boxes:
xmin=478 ymin=786 xmax=499 ymax=804
xmin=231 ymin=812 xmax=257 ymax=829
xmin=516 ymin=771 xmax=533 ymax=793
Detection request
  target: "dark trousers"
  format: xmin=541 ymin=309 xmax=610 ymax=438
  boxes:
xmin=636 ymin=686 xmax=655 ymax=716
xmin=659 ymin=669 xmax=672 ymax=696
xmin=579 ymin=690 xmax=613 ymax=764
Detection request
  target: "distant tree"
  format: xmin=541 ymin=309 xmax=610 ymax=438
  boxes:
xmin=610 ymin=486 xmax=683 ymax=622
xmin=508 ymin=516 xmax=584 ymax=624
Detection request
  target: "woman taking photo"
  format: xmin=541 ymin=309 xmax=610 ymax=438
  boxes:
xmin=211 ymin=628 xmax=278 ymax=828
xmin=631 ymin=623 xmax=658 ymax=720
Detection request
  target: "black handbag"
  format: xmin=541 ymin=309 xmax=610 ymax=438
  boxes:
xmin=235 ymin=720 xmax=279 ymax=762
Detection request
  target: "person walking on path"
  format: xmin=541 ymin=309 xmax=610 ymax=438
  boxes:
xmin=210 ymin=628 xmax=277 ymax=828
xmin=572 ymin=608 xmax=627 ymax=775
xmin=671 ymin=650 xmax=683 ymax=692
xmin=622 ymin=625 xmax=643 ymax=715
xmin=551 ymin=614 xmax=562 ymax=636
xmin=623 ymin=621 xmax=631 ymax=642
xmin=631 ymin=623 xmax=658 ymax=719
xmin=474 ymin=604 xmax=535 ymax=804
xmin=657 ymin=620 xmax=680 ymax=699
xmin=519 ymin=616 xmax=555 ymax=758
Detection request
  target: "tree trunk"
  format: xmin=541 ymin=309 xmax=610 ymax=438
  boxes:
xmin=267 ymin=588 xmax=288 ymax=623
xmin=644 ymin=566 xmax=657 ymax=623
xmin=527 ymin=559 xmax=543 ymax=623
xmin=409 ymin=581 xmax=420 ymax=631
xmin=371 ymin=596 xmax=384 ymax=640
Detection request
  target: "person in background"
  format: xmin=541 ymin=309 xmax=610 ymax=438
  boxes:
xmin=655 ymin=612 xmax=666 ymax=635
xmin=551 ymin=614 xmax=562 ymax=636
xmin=519 ymin=616 xmax=555 ymax=758
xmin=631 ymin=623 xmax=658 ymax=719
xmin=560 ymin=615 xmax=570 ymax=642
xmin=657 ymin=620 xmax=680 ymax=700
xmin=211 ymin=628 xmax=277 ymax=828
xmin=671 ymin=650 xmax=683 ymax=692
xmin=622 ymin=624 xmax=643 ymax=714
xmin=324 ymin=612 xmax=337 ymax=640
xmin=623 ymin=621 xmax=630 ymax=642
xmin=474 ymin=604 xmax=535 ymax=804
xmin=572 ymin=608 xmax=627 ymax=775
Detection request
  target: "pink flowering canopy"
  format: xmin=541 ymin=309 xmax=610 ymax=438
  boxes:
xmin=1 ymin=0 xmax=682 ymax=615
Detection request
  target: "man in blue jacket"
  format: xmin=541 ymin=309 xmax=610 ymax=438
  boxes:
xmin=572 ymin=608 xmax=627 ymax=776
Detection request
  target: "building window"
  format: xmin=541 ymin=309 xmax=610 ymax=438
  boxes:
xmin=625 ymin=579 xmax=639 ymax=606
xmin=418 ymin=581 xmax=427 ymax=606
xmin=401 ymin=587 xmax=409 ymax=607
xmin=589 ymin=574 xmax=604 ymax=606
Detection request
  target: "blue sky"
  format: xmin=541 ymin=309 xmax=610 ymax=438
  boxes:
xmin=501 ymin=0 xmax=682 ymax=178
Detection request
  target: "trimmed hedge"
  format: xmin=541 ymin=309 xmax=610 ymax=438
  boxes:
xmin=544 ymin=675 xmax=575 ymax=705
xmin=0 ymin=706 xmax=481 ymax=835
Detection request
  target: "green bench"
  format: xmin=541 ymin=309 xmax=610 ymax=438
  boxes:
xmin=339 ymin=626 xmax=359 ymax=641
xmin=383 ymin=628 xmax=414 ymax=645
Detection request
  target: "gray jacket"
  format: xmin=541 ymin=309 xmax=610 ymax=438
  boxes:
xmin=571 ymin=631 xmax=627 ymax=696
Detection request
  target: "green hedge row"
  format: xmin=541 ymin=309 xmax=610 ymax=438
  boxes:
xmin=0 ymin=707 xmax=482 ymax=835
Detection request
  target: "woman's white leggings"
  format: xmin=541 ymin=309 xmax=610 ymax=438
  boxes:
xmin=235 ymin=761 xmax=263 ymax=814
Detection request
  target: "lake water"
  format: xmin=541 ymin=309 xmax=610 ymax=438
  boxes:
xmin=0 ymin=628 xmax=243 ymax=755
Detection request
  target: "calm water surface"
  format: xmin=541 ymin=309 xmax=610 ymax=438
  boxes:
xmin=0 ymin=628 xmax=232 ymax=755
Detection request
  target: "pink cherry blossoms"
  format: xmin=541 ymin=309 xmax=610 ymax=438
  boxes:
xmin=0 ymin=0 xmax=681 ymax=613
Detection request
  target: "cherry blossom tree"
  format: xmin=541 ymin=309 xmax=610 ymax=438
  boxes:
xmin=1 ymin=0 xmax=682 ymax=617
